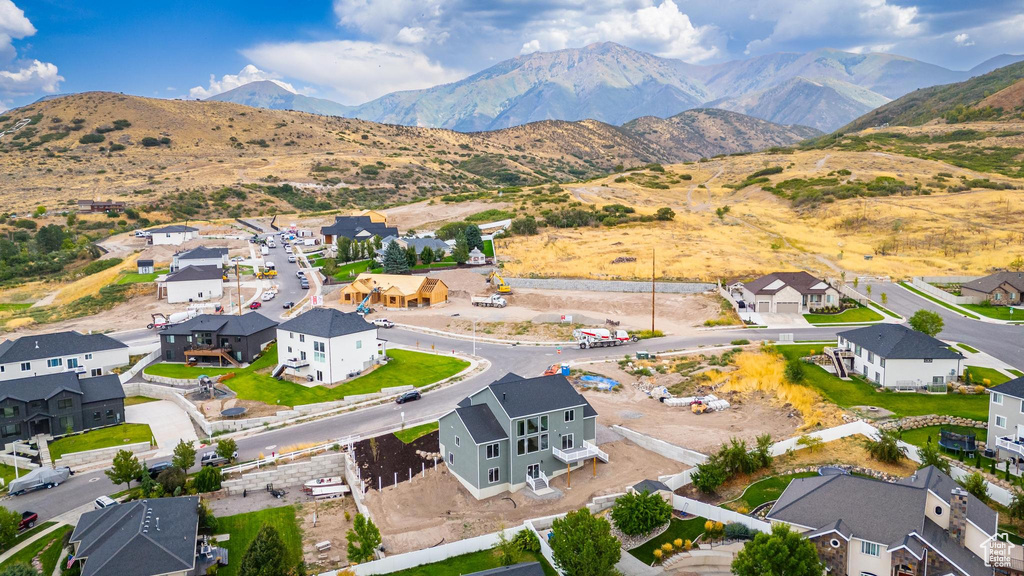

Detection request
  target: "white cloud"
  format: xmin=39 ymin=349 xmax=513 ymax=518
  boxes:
xmin=243 ymin=40 xmax=465 ymax=103
xmin=746 ymin=0 xmax=922 ymax=54
xmin=954 ymin=33 xmax=975 ymax=47
xmin=520 ymin=40 xmax=541 ymax=55
xmin=590 ymin=1 xmax=719 ymax=61
xmin=0 ymin=1 xmax=62 ymax=100
xmin=395 ymin=26 xmax=427 ymax=45
xmin=188 ymin=65 xmax=300 ymax=99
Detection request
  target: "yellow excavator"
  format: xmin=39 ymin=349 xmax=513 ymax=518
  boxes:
xmin=486 ymin=270 xmax=512 ymax=294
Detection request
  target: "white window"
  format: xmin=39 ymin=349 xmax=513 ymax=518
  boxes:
xmin=860 ymin=541 xmax=880 ymax=556
xmin=486 ymin=443 xmax=499 ymax=459
xmin=487 ymin=467 xmax=499 ymax=483
xmin=67 ymin=358 xmax=80 ymax=369
xmin=167 ymin=335 xmax=175 ymax=343
xmin=0 ymin=366 xmax=4 ymax=373
xmin=300 ymin=351 xmax=307 ymax=361
xmin=564 ymin=409 xmax=575 ymax=423
xmin=290 ymin=332 xmax=294 ymax=339
xmin=313 ymin=341 xmax=326 ymax=363
xmin=356 ymin=340 xmax=362 ymax=349
xmin=20 ymin=362 xmax=30 ymax=371
xmin=994 ymin=393 xmax=1004 ymax=405
xmin=996 ymin=415 xmax=1007 ymax=428
xmin=85 ymin=353 xmax=93 ymax=360
xmin=561 ymin=434 xmax=574 ymax=450
xmin=455 ymin=436 xmax=460 ymax=447
xmin=47 ymin=358 xmax=61 ymax=368
xmin=91 ymin=368 xmax=101 ymax=377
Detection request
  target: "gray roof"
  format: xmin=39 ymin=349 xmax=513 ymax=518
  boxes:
xmin=401 ymin=237 xmax=450 ymax=254
xmin=278 ymin=308 xmax=375 ymax=338
xmin=137 ymin=259 xmax=154 ymax=266
xmin=467 ymin=563 xmax=546 ymax=576
xmin=148 ymin=225 xmax=198 ymax=233
xmin=0 ymin=331 xmax=127 ymax=364
xmin=321 ymin=216 xmax=398 ymax=240
xmin=918 ymin=518 xmax=992 ymax=576
xmin=163 ymin=312 xmax=278 ymax=337
xmin=632 ymin=479 xmax=671 ymax=494
xmin=744 ymin=271 xmax=833 ymax=295
xmin=990 ymin=377 xmax=1024 ymax=400
xmin=485 ymin=374 xmax=596 ymax=419
xmin=962 ymin=271 xmax=1024 ymax=294
xmin=71 ymin=496 xmax=199 ymax=576
xmin=456 ymin=404 xmax=508 ymax=443
xmin=176 ymin=246 xmax=228 ymax=260
xmin=838 ymin=324 xmax=962 ymax=360
xmin=164 ymin=265 xmax=223 ymax=283
xmin=805 ymin=519 xmax=852 ymax=540
xmin=0 ymin=372 xmax=83 ymax=402
xmin=897 ymin=465 xmax=997 ymax=533
xmin=80 ymin=375 xmax=127 ymax=404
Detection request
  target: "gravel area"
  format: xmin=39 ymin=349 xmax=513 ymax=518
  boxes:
xmin=505 ymin=278 xmax=715 ymax=294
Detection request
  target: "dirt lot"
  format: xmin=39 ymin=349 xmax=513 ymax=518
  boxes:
xmin=344 ymin=269 xmax=721 ymax=340
xmin=363 ymin=439 xmax=684 ymax=554
xmin=300 ymin=497 xmax=359 ymax=571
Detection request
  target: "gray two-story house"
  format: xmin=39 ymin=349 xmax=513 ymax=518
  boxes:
xmin=0 ymin=372 xmax=125 ymax=441
xmin=438 ymin=373 xmax=604 ymax=500
xmin=987 ymin=377 xmax=1024 ymax=464
xmin=159 ymin=312 xmax=278 ymax=367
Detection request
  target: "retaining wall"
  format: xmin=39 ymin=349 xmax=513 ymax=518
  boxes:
xmin=612 ymin=426 xmax=708 ymax=466
xmin=119 ymin=348 xmax=161 ymax=384
xmin=222 ymin=451 xmax=345 ymax=495
xmin=56 ymin=441 xmax=151 ymax=468
xmin=911 ymin=277 xmax=984 ymax=305
xmin=141 ymin=372 xmax=202 ymax=387
xmin=0 ymin=453 xmax=37 ymax=470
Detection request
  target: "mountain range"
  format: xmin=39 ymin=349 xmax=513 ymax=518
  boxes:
xmin=208 ymin=43 xmax=1023 ymax=132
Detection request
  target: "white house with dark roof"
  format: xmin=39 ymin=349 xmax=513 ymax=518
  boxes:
xmin=161 ymin=265 xmax=224 ymax=304
xmin=732 ymin=271 xmax=840 ymax=314
xmin=833 ymin=324 xmax=963 ymax=389
xmin=438 ymin=373 xmax=604 ymax=500
xmin=171 ymin=246 xmax=229 ymax=271
xmin=147 ymin=225 xmax=199 ymax=246
xmin=276 ymin=308 xmax=383 ymax=384
xmin=767 ymin=466 xmax=996 ymax=576
xmin=0 ymin=331 xmax=129 ymax=381
xmin=986 ymin=377 xmax=1024 ymax=463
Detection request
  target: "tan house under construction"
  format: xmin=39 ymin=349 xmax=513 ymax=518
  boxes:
xmin=340 ymin=273 xmax=449 ymax=308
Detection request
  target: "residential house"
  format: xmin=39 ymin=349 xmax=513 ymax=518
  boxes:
xmin=356 ymin=209 xmax=388 ymax=225
xmin=276 ymin=308 xmax=383 ymax=384
xmin=77 ymin=199 xmax=126 ymax=213
xmin=767 ymin=466 xmax=996 ymax=576
xmin=320 ymin=216 xmax=398 ymax=246
xmin=733 ymin=271 xmax=840 ymax=313
xmin=985 ymin=377 xmax=1024 ymax=464
xmin=0 ymin=331 xmax=129 ymax=381
xmin=834 ymin=324 xmax=963 ymax=389
xmin=161 ymin=265 xmax=224 ymax=304
xmin=340 ymin=273 xmax=448 ymax=309
xmin=147 ymin=225 xmax=199 ymax=246
xmin=160 ymin=312 xmax=278 ymax=366
xmin=137 ymin=259 xmax=154 ymax=274
xmin=170 ymin=246 xmax=229 ymax=272
xmin=69 ymin=496 xmax=201 ymax=576
xmin=376 ymin=236 xmax=450 ymax=262
xmin=961 ymin=272 xmax=1024 ymax=306
xmin=438 ymin=373 xmax=604 ymax=500
xmin=0 ymin=372 xmax=125 ymax=440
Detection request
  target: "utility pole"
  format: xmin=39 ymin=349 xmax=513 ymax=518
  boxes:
xmin=651 ymin=248 xmax=656 ymax=334
xmin=235 ymin=262 xmax=242 ymax=315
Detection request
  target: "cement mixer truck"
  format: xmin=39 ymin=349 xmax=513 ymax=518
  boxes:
xmin=572 ymin=328 xmax=639 ymax=349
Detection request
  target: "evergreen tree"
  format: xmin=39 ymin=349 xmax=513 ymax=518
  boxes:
xmin=405 ymin=245 xmax=418 ymax=268
xmin=239 ymin=523 xmax=288 ymax=576
xmin=420 ymin=246 xmax=434 ymax=265
xmin=336 ymin=237 xmax=352 ymax=262
xmin=382 ymin=241 xmax=409 ymax=274
xmin=464 ymin=224 xmax=484 ymax=251
xmin=452 ymin=231 xmax=470 ymax=265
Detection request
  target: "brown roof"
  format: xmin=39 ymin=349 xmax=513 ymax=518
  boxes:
xmin=962 ymin=271 xmax=1024 ymax=294
xmin=744 ymin=271 xmax=834 ymax=295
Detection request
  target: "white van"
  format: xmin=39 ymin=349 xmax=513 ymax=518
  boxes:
xmin=261 ymin=245 xmax=270 ymax=256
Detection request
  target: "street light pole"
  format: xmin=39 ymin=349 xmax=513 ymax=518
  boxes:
xmin=472 ymin=320 xmax=477 ymax=357
xmin=12 ymin=440 xmax=20 ymax=479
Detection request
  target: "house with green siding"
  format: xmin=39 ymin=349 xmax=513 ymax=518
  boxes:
xmin=438 ymin=373 xmax=606 ymax=500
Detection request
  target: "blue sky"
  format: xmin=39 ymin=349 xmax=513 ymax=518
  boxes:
xmin=3 ymin=0 xmax=1023 ymax=110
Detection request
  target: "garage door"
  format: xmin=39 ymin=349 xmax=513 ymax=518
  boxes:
xmin=776 ymin=302 xmax=800 ymax=314
xmin=756 ymin=300 xmax=771 ymax=312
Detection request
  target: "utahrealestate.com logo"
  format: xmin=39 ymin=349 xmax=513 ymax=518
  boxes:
xmin=982 ymin=533 xmax=1016 ymax=568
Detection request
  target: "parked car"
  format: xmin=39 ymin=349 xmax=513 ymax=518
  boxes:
xmin=94 ymin=496 xmax=117 ymax=510
xmin=372 ymin=318 xmax=394 ymax=328
xmin=249 ymin=301 xmax=262 ymax=309
xmin=18 ymin=511 xmax=37 ymax=531
xmin=200 ymin=451 xmax=236 ymax=467
xmin=261 ymin=291 xmax=275 ymax=301
xmin=396 ymin=391 xmax=421 ymax=404
xmin=287 ymin=255 xmax=296 ymax=263
xmin=300 ymin=281 xmax=310 ymax=290
xmin=147 ymin=461 xmax=173 ymax=479
xmin=283 ymin=301 xmax=295 ymax=309
xmin=296 ymin=270 xmax=305 ymax=279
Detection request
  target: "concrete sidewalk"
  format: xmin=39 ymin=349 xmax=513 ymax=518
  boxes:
xmin=951 ymin=344 xmax=1021 ymax=378
xmin=126 ymin=400 xmax=198 ymax=457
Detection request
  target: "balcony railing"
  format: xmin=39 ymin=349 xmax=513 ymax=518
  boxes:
xmin=525 ymin=470 xmax=548 ymax=492
xmin=997 ymin=437 xmax=1024 ymax=458
xmin=282 ymin=357 xmax=309 ymax=369
xmin=552 ymin=441 xmax=609 ymax=464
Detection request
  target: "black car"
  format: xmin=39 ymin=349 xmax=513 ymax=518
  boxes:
xmin=396 ymin=391 xmax=421 ymax=404
xmin=148 ymin=461 xmax=174 ymax=479
xmin=283 ymin=301 xmax=295 ymax=309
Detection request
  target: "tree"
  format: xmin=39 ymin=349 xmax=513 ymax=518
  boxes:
xmin=691 ymin=459 xmax=727 ymax=494
xmin=960 ymin=471 xmax=989 ymax=502
xmin=753 ymin=434 xmax=773 ymax=469
xmin=217 ymin=438 xmax=237 ymax=461
xmin=0 ymin=565 xmax=37 ymax=576
xmin=346 ymin=513 xmax=382 ymax=564
xmin=172 ymin=439 xmax=196 ymax=472
xmin=881 ymin=292 xmax=888 ymax=305
xmin=715 ymin=206 xmax=730 ymax=221
xmin=909 ymin=309 xmax=944 ymax=337
xmin=1009 ymin=255 xmax=1024 ymax=271
xmin=656 ymin=207 xmax=675 ymax=221
xmin=917 ymin=439 xmax=950 ymax=474
xmin=610 ymin=490 xmax=672 ymax=536
xmin=198 ymin=500 xmax=219 ymax=534
xmin=464 ymin=224 xmax=484 ymax=252
xmin=784 ymin=359 xmax=805 ymax=383
xmin=452 ymin=231 xmax=470 ymax=265
xmin=419 ymin=246 xmax=434 ymax=265
xmin=863 ymin=429 xmax=907 ymax=463
xmin=35 ymin=225 xmax=66 ymax=253
xmin=239 ymin=523 xmax=288 ymax=576
xmin=336 ymin=237 xmax=352 ymax=263
xmin=496 ymin=529 xmax=520 ymax=566
xmin=194 ymin=466 xmax=223 ymax=492
xmin=509 ymin=216 xmax=538 ymax=236
xmin=156 ymin=467 xmax=186 ymax=495
xmin=732 ymin=524 xmax=822 ymax=576
xmin=382 ymin=241 xmax=409 ymax=274
xmin=34 ymin=206 xmax=46 ymax=217
xmin=866 ymin=284 xmax=872 ymax=296
xmin=549 ymin=509 xmax=620 ymax=576
xmin=405 ymin=244 xmax=418 ymax=268
xmin=105 ymin=449 xmax=144 ymax=490
xmin=1009 ymin=487 xmax=1024 ymax=521
xmin=0 ymin=506 xmax=21 ymax=550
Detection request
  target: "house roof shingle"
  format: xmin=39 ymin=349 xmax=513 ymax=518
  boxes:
xmin=743 ymin=271 xmax=834 ymax=295
xmin=70 ymin=496 xmax=199 ymax=576
xmin=0 ymin=372 xmax=83 ymax=403
xmin=175 ymin=246 xmax=228 ymax=260
xmin=80 ymin=375 xmax=127 ymax=404
xmin=838 ymin=324 xmax=963 ymax=360
xmin=148 ymin=225 xmax=198 ymax=234
xmin=486 ymin=374 xmax=596 ymax=419
xmin=164 ymin=265 xmax=224 ymax=283
xmin=962 ymin=271 xmax=1024 ymax=294
xmin=466 ymin=563 xmax=546 ymax=576
xmin=162 ymin=312 xmax=277 ymax=337
xmin=456 ymin=404 xmax=508 ymax=443
xmin=0 ymin=331 xmax=127 ymax=364
xmin=278 ymin=308 xmax=375 ymax=339
xmin=990 ymin=376 xmax=1024 ymax=400
xmin=897 ymin=465 xmax=997 ymax=532
xmin=321 ymin=216 xmax=398 ymax=241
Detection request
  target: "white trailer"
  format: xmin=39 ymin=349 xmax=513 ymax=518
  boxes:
xmin=472 ymin=294 xmax=507 ymax=308
xmin=572 ymin=328 xmax=638 ymax=349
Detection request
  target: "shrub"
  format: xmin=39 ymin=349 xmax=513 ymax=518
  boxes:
xmin=610 ymin=490 xmax=672 ymax=536
xmin=724 ymin=523 xmax=755 ymax=540
xmin=960 ymin=471 xmax=989 ymax=502
xmin=661 ymin=542 xmax=673 ymax=552
xmin=511 ymin=528 xmax=540 ymax=553
xmin=653 ymin=549 xmax=663 ymax=561
xmin=79 ymin=133 xmax=105 ymax=144
xmin=141 ymin=137 xmax=161 ymax=147
xmin=863 ymin=429 xmax=907 ymax=463
xmin=673 ymin=538 xmax=683 ymax=548
xmin=194 ymin=466 xmax=223 ymax=493
xmin=692 ymin=459 xmax=727 ymax=493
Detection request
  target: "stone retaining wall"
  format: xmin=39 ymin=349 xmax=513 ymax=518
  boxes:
xmin=222 ymin=451 xmax=345 ymax=495
xmin=880 ymin=415 xmax=986 ymax=432
xmin=141 ymin=372 xmax=201 ymax=387
xmin=56 ymin=441 xmax=151 ymax=468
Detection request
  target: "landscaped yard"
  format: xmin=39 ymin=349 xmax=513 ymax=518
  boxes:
xmin=0 ymin=463 xmax=19 ymax=492
xmin=900 ymin=425 xmax=987 ymax=450
xmin=957 ymin=343 xmax=980 ymax=354
xmin=115 ymin=269 xmax=166 ymax=285
xmin=1011 ymin=370 xmax=1024 ymax=378
xmin=628 ymin=516 xmax=706 ymax=563
xmin=382 ymin=548 xmax=556 ymax=576
xmin=962 ymin=304 xmax=1024 ymax=321
xmin=0 ymin=525 xmax=72 ymax=573
xmin=331 ymin=259 xmax=374 ymax=280
xmin=722 ymin=472 xmax=818 ymax=512
xmin=216 ymin=506 xmax=302 ymax=576
xmin=777 ymin=345 xmax=989 ymax=420
xmin=394 ymin=422 xmax=438 ymax=444
xmin=144 ymin=345 xmax=469 ymax=407
xmin=803 ymin=305 xmax=883 ymax=324
xmin=966 ymin=366 xmax=1012 ymax=386
xmin=482 ymin=239 xmax=494 ymax=258
xmin=48 ymin=423 xmax=153 ymax=461
xmin=8 ymin=522 xmax=56 ymax=550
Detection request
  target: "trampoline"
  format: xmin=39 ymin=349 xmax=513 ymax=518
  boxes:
xmin=221 ymin=407 xmax=248 ymax=418
xmin=938 ymin=429 xmax=977 ymax=456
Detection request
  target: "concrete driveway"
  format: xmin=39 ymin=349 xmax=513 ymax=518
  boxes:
xmin=126 ymin=400 xmax=198 ymax=456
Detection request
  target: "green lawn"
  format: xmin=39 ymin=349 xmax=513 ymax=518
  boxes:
xmin=803 ymin=306 xmax=883 ymax=324
xmin=867 ymin=301 xmax=901 ymax=319
xmin=8 ymin=522 xmax=56 ymax=550
xmin=724 ymin=472 xmax=818 ymax=511
xmin=0 ymin=303 xmax=32 ymax=312
xmin=1010 ymin=370 xmax=1024 ymax=378
xmin=332 ymin=259 xmax=374 ymax=280
xmin=957 ymin=343 xmax=980 ymax=354
xmin=124 ymin=395 xmax=159 ymax=406
xmin=777 ymin=345 xmax=989 ymax=420
xmin=900 ymin=425 xmax=987 ymax=449
xmin=898 ymin=282 xmax=981 ymax=319
xmin=628 ymin=517 xmax=706 ymax=562
xmin=0 ymin=463 xmax=19 ymax=492
xmin=115 ymin=269 xmax=167 ymax=285
xmin=0 ymin=525 xmax=72 ymax=573
xmin=394 ymin=422 xmax=438 ymax=444
xmin=962 ymin=304 xmax=1024 ymax=321
xmin=48 ymin=423 xmax=153 ymax=461
xmin=144 ymin=345 xmax=469 ymax=407
xmin=216 ymin=506 xmax=302 ymax=576
xmin=482 ymin=239 xmax=494 ymax=258
xmin=966 ymin=366 xmax=1012 ymax=386
xmin=383 ymin=548 xmax=556 ymax=576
